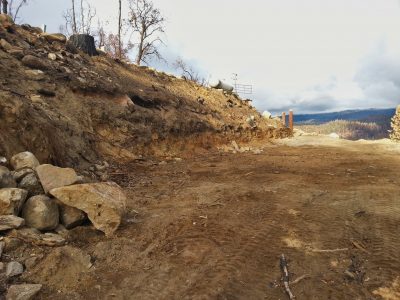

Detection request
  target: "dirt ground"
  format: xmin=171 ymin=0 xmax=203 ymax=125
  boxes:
xmin=18 ymin=136 xmax=400 ymax=300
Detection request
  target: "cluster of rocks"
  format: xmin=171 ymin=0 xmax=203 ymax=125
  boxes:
xmin=390 ymin=105 xmax=400 ymax=141
xmin=0 ymin=151 xmax=127 ymax=299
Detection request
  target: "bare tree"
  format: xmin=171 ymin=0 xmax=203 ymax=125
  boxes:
xmin=118 ymin=0 xmax=122 ymax=58
xmin=102 ymin=32 xmax=133 ymax=60
xmin=62 ymin=0 xmax=96 ymax=36
xmin=128 ymin=0 xmax=165 ymax=65
xmin=174 ymin=57 xmax=206 ymax=85
xmin=8 ymin=0 xmax=29 ymax=22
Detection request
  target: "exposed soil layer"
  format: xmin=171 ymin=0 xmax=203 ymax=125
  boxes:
xmin=0 ymin=22 xmax=290 ymax=170
xmin=12 ymin=137 xmax=400 ymax=299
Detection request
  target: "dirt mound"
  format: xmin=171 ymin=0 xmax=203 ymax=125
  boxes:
xmin=0 ymin=22 xmax=290 ymax=169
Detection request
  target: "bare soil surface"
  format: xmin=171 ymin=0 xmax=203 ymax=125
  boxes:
xmin=19 ymin=137 xmax=400 ymax=299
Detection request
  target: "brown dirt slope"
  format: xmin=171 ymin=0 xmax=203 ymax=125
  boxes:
xmin=0 ymin=21 xmax=290 ymax=169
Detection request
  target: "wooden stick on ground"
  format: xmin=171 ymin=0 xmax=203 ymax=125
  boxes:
xmin=280 ymin=254 xmax=295 ymax=299
xmin=311 ymin=248 xmax=348 ymax=253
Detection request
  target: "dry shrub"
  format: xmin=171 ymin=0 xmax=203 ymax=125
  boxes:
xmin=390 ymin=106 xmax=400 ymax=141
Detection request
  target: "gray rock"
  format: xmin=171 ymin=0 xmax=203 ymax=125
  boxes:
xmin=0 ymin=215 xmax=25 ymax=231
xmin=6 ymin=261 xmax=24 ymax=277
xmin=57 ymin=201 xmax=87 ymax=229
xmin=0 ymin=166 xmax=17 ymax=188
xmin=0 ymin=188 xmax=28 ymax=215
xmin=10 ymin=152 xmax=40 ymax=170
xmin=18 ymin=173 xmax=44 ymax=196
xmin=6 ymin=284 xmax=42 ymax=300
xmin=12 ymin=168 xmax=34 ymax=182
xmin=21 ymin=195 xmax=59 ymax=231
xmin=21 ymin=55 xmax=51 ymax=71
xmin=36 ymin=164 xmax=79 ymax=193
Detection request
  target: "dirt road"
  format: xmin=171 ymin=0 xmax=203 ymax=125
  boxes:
xmin=30 ymin=136 xmax=400 ymax=299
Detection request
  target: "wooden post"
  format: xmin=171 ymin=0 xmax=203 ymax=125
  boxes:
xmin=289 ymin=109 xmax=294 ymax=131
xmin=282 ymin=112 xmax=286 ymax=127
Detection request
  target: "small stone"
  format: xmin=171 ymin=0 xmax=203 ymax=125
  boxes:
xmin=21 ymin=55 xmax=51 ymax=71
xmin=0 ymin=215 xmax=25 ymax=231
xmin=36 ymin=164 xmax=79 ymax=193
xmin=18 ymin=173 xmax=44 ymax=196
xmin=0 ymin=188 xmax=28 ymax=215
xmin=10 ymin=152 xmax=40 ymax=170
xmin=6 ymin=261 xmax=24 ymax=277
xmin=0 ymin=166 xmax=17 ymax=188
xmin=12 ymin=168 xmax=34 ymax=182
xmin=22 ymin=195 xmax=59 ymax=231
xmin=48 ymin=53 xmax=57 ymax=61
xmin=6 ymin=284 xmax=42 ymax=300
xmin=41 ymin=233 xmax=66 ymax=246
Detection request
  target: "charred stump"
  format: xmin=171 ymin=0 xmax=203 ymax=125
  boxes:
xmin=68 ymin=34 xmax=98 ymax=56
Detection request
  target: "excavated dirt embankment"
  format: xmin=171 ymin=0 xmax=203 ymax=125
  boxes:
xmin=0 ymin=20 xmax=290 ymax=169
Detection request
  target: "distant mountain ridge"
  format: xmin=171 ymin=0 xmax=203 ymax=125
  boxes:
xmin=294 ymin=108 xmax=396 ymax=125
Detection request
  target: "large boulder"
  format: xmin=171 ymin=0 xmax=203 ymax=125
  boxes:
xmin=50 ymin=182 xmax=127 ymax=236
xmin=6 ymin=284 xmax=42 ymax=300
xmin=0 ymin=188 xmax=28 ymax=215
xmin=0 ymin=215 xmax=25 ymax=231
xmin=57 ymin=201 xmax=87 ymax=229
xmin=18 ymin=173 xmax=44 ymax=196
xmin=40 ymin=33 xmax=67 ymax=43
xmin=0 ymin=166 xmax=17 ymax=188
xmin=21 ymin=195 xmax=59 ymax=231
xmin=10 ymin=152 xmax=40 ymax=170
xmin=36 ymin=164 xmax=79 ymax=193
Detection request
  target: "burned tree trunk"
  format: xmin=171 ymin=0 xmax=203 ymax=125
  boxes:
xmin=2 ymin=0 xmax=8 ymax=14
xmin=68 ymin=34 xmax=98 ymax=56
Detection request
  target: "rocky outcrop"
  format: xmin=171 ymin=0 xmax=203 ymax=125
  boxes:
xmin=0 ymin=188 xmax=28 ymax=215
xmin=21 ymin=195 xmax=59 ymax=231
xmin=36 ymin=164 xmax=79 ymax=193
xmin=50 ymin=182 xmax=127 ymax=236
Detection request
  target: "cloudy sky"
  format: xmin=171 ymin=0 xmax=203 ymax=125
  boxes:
xmin=18 ymin=0 xmax=400 ymax=113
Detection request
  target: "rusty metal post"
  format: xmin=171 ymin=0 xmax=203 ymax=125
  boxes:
xmin=289 ymin=109 xmax=294 ymax=131
xmin=282 ymin=112 xmax=286 ymax=127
